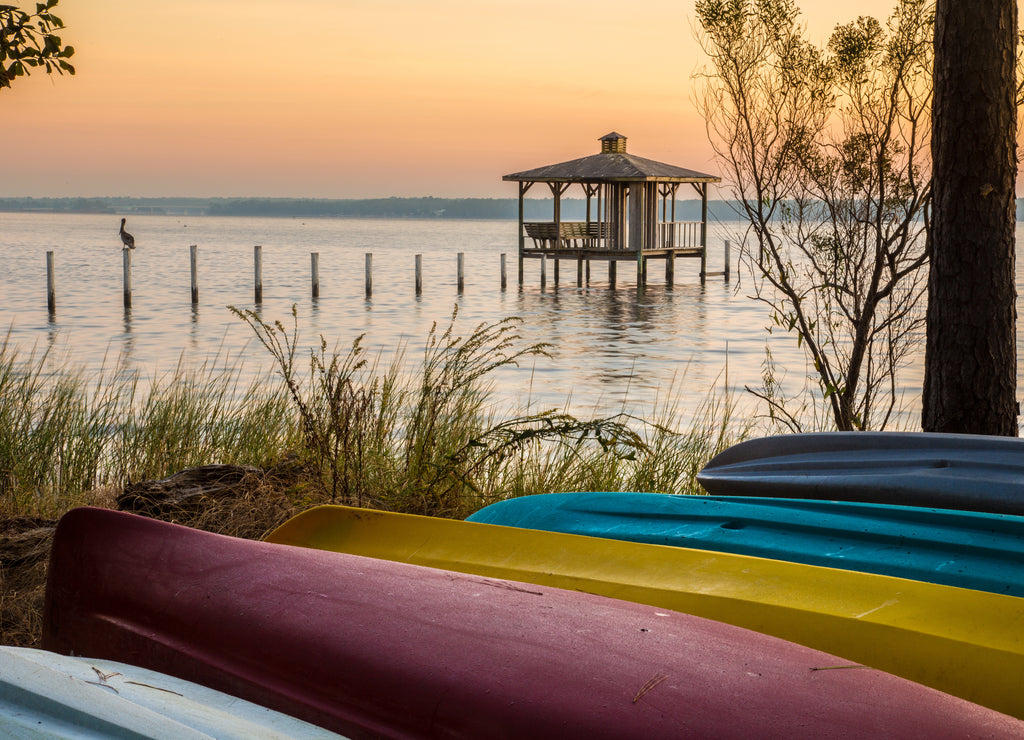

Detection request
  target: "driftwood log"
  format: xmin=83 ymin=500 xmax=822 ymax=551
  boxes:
xmin=116 ymin=464 xmax=264 ymax=518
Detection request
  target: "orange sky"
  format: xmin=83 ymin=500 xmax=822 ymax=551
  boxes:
xmin=3 ymin=0 xmax=908 ymax=198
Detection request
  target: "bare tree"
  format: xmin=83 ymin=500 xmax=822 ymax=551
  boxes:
xmin=696 ymin=0 xmax=933 ymax=431
xmin=924 ymin=0 xmax=1017 ymax=435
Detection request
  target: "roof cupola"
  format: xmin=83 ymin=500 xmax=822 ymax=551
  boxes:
xmin=600 ymin=132 xmax=627 ymax=153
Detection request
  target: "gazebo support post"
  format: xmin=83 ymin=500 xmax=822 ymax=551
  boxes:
xmin=518 ymin=182 xmax=528 ymax=285
xmin=699 ymin=183 xmax=708 ymax=284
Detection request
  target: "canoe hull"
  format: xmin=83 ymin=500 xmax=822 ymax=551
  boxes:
xmin=42 ymin=507 xmax=1024 ymax=738
xmin=0 ymin=646 xmax=341 ymax=740
xmin=267 ymin=504 xmax=1024 ymax=720
xmin=697 ymin=432 xmax=1024 ymax=514
xmin=467 ymin=491 xmax=1024 ymax=596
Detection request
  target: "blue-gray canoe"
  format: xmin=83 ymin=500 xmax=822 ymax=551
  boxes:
xmin=466 ymin=491 xmax=1024 ymax=596
xmin=696 ymin=432 xmax=1024 ymax=515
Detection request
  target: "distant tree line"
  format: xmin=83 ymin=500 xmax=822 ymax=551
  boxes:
xmin=206 ymin=197 xmax=525 ymax=219
xmin=0 ymin=196 xmax=732 ymax=220
xmin=8 ymin=194 xmax=1016 ymax=222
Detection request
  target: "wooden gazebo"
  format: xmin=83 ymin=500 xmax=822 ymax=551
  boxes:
xmin=503 ymin=132 xmax=721 ymax=285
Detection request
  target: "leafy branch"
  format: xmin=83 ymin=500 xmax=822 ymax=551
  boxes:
xmin=0 ymin=1 xmax=75 ymax=91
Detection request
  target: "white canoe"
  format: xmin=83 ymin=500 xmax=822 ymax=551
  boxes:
xmin=0 ymin=646 xmax=344 ymax=740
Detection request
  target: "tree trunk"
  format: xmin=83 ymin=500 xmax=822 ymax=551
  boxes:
xmin=924 ymin=0 xmax=1018 ymax=435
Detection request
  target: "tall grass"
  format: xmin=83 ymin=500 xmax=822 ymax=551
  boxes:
xmin=0 ymin=332 xmax=298 ymax=519
xmin=1 ymin=310 xmax=753 ymax=523
xmin=231 ymin=306 xmax=753 ymax=519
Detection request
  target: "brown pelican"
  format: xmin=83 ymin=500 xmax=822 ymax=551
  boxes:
xmin=119 ymin=218 xmax=136 ymax=250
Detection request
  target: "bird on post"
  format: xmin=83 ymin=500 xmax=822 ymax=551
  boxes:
xmin=119 ymin=218 xmax=136 ymax=250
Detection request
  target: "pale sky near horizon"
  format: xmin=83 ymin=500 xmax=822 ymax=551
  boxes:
xmin=3 ymin=0 xmax=906 ymax=199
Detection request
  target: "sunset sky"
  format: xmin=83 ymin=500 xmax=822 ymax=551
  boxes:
xmin=4 ymin=0 xmax=903 ymax=199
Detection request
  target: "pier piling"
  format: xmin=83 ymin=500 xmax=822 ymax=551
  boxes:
xmin=311 ymin=252 xmax=320 ymax=299
xmin=254 ymin=245 xmax=263 ymax=304
xmin=46 ymin=251 xmax=55 ymax=314
xmin=190 ymin=245 xmax=199 ymax=304
xmin=122 ymin=248 xmax=133 ymax=308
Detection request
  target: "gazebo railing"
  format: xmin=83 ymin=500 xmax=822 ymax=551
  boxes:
xmin=657 ymin=221 xmax=703 ymax=250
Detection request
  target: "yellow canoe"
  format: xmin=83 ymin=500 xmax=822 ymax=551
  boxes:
xmin=266 ymin=505 xmax=1024 ymax=720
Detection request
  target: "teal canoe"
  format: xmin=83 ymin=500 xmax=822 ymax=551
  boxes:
xmin=467 ymin=492 xmax=1024 ymax=596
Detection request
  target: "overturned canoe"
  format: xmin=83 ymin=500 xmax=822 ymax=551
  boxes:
xmin=466 ymin=491 xmax=1024 ymax=596
xmin=41 ymin=507 xmax=1024 ymax=739
xmin=267 ymin=504 xmax=1024 ymax=720
xmin=697 ymin=432 xmax=1024 ymax=515
xmin=0 ymin=646 xmax=343 ymax=739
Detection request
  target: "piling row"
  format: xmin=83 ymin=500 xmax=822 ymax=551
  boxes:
xmin=42 ymin=242 xmax=730 ymax=312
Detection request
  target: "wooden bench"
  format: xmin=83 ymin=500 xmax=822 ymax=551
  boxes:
xmin=524 ymin=222 xmax=605 ymax=249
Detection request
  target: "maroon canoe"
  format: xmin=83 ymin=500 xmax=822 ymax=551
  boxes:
xmin=43 ymin=508 xmax=1024 ymax=739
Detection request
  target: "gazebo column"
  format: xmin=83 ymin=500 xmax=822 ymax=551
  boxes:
xmin=517 ymin=182 xmax=530 ymax=285
xmin=663 ymin=184 xmax=677 ymax=285
xmin=699 ymin=183 xmax=708 ymax=284
xmin=628 ymin=184 xmax=643 ymax=282
xmin=550 ymin=182 xmax=568 ymax=282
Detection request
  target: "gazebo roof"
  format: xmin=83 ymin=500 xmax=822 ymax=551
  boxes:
xmin=503 ymin=133 xmax=719 ymax=185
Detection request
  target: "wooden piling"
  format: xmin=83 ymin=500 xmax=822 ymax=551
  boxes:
xmin=665 ymin=252 xmax=675 ymax=285
xmin=724 ymin=240 xmax=731 ymax=282
xmin=254 ymin=245 xmax=263 ymax=304
xmin=540 ymin=255 xmax=547 ymax=288
xmin=415 ymin=254 xmax=423 ymax=295
xmin=365 ymin=253 xmax=372 ymax=297
xmin=46 ymin=251 xmax=55 ymax=313
xmin=700 ymin=184 xmax=709 ymax=285
xmin=190 ymin=245 xmax=199 ymax=304
xmin=122 ymin=248 xmax=132 ymax=308
xmin=500 ymin=253 xmax=507 ymax=291
xmin=609 ymin=261 xmax=617 ymax=287
xmin=553 ymin=258 xmax=559 ymax=285
xmin=311 ymin=252 xmax=320 ymax=299
xmin=457 ymin=252 xmax=465 ymax=292
xmin=577 ymin=256 xmax=584 ymax=287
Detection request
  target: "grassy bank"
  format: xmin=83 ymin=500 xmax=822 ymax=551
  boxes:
xmin=0 ymin=311 xmax=752 ymax=647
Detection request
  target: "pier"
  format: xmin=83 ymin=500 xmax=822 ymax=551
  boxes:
xmin=503 ymin=132 xmax=722 ymax=285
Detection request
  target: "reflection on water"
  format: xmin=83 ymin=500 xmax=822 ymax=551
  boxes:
xmin=1 ymin=212 xmax=1020 ymax=427
xmin=121 ymin=307 xmax=135 ymax=360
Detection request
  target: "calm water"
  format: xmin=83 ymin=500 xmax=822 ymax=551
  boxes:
xmin=1 ymin=212 xmax=1020 ymax=428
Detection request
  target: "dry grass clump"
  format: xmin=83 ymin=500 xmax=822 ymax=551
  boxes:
xmin=1 ymin=517 xmax=54 ymax=649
